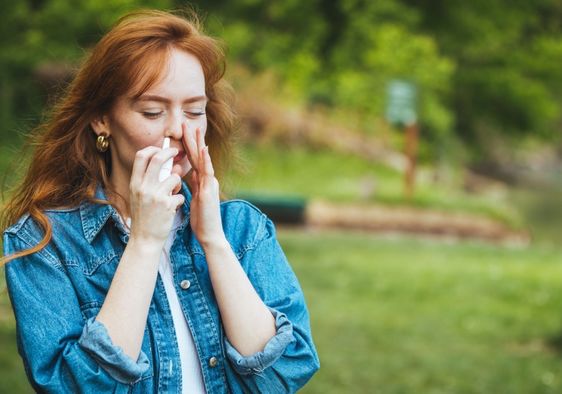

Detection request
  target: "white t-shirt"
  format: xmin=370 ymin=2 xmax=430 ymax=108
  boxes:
xmin=124 ymin=211 xmax=206 ymax=393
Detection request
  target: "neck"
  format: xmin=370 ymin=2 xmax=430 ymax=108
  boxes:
xmin=108 ymin=170 xmax=131 ymax=219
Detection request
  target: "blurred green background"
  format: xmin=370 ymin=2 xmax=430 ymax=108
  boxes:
xmin=2 ymin=1 xmax=562 ymax=393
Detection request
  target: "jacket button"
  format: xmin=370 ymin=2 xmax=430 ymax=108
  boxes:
xmin=208 ymin=357 xmax=218 ymax=368
xmin=180 ymin=280 xmax=191 ymax=290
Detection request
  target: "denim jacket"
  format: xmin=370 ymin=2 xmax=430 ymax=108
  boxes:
xmin=3 ymin=182 xmax=319 ymax=393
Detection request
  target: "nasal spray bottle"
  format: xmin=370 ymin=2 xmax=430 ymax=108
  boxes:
xmin=159 ymin=137 xmax=173 ymax=182
xmin=125 ymin=138 xmax=175 ymax=230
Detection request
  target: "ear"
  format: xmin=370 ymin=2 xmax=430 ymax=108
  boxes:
xmin=90 ymin=115 xmax=111 ymax=137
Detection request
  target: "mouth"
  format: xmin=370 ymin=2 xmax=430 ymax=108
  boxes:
xmin=173 ymin=151 xmax=186 ymax=163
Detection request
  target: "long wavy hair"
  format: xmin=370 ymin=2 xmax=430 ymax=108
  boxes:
xmin=1 ymin=9 xmax=236 ymax=265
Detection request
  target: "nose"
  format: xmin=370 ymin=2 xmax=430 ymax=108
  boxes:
xmin=164 ymin=115 xmax=184 ymax=140
xmin=165 ymin=126 xmax=183 ymax=140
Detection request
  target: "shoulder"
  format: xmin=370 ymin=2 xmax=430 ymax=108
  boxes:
xmin=4 ymin=206 xmax=81 ymax=239
xmin=219 ymin=199 xmax=274 ymax=256
xmin=3 ymin=207 xmax=83 ymax=263
xmin=220 ymin=199 xmax=267 ymax=226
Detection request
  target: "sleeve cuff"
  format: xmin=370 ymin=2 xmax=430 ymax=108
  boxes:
xmin=78 ymin=317 xmax=149 ymax=384
xmin=225 ymin=308 xmax=295 ymax=375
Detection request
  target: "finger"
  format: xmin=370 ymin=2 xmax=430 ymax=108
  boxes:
xmin=181 ymin=122 xmax=196 ymax=170
xmin=196 ymin=127 xmax=206 ymax=154
xmin=202 ymin=146 xmax=215 ymax=177
xmin=183 ymin=123 xmax=200 ymax=172
xmin=188 ymin=169 xmax=200 ymax=196
xmin=171 ymin=164 xmax=184 ymax=194
xmin=195 ymin=127 xmax=206 ymax=172
xmin=172 ymin=181 xmax=182 ymax=195
xmin=158 ymin=173 xmax=182 ymax=196
xmin=197 ymin=145 xmax=214 ymax=178
xmin=185 ymin=168 xmax=195 ymax=190
xmin=188 ymin=133 xmax=200 ymax=171
xmin=171 ymin=163 xmax=183 ymax=177
xmin=201 ymin=173 xmax=219 ymax=196
xmin=198 ymin=146 xmax=205 ymax=177
xmin=145 ymin=147 xmax=178 ymax=183
xmin=170 ymin=193 xmax=185 ymax=211
xmin=131 ymin=146 xmax=160 ymax=188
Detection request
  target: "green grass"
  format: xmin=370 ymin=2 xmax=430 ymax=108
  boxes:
xmin=0 ymin=284 xmax=30 ymax=393
xmin=511 ymin=186 xmax=562 ymax=246
xmin=2 ymin=231 xmax=562 ymax=393
xmin=281 ymin=229 xmax=562 ymax=394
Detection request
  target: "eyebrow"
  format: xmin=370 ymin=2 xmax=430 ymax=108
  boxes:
xmin=136 ymin=94 xmax=208 ymax=104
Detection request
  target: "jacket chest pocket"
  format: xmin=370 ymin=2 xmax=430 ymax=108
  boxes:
xmin=80 ymin=302 xmax=154 ymax=382
xmin=74 ymin=251 xmax=122 ymax=300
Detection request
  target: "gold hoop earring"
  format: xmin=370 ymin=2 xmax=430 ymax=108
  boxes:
xmin=96 ymin=134 xmax=109 ymax=152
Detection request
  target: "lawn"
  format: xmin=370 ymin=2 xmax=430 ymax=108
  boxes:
xmin=0 ymin=286 xmax=30 ymax=393
xmin=2 ymin=229 xmax=562 ymax=393
xmin=286 ymin=229 xmax=562 ymax=394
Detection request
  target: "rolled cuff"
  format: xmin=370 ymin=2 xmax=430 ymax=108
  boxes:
xmin=78 ymin=317 xmax=149 ymax=384
xmin=225 ymin=308 xmax=295 ymax=376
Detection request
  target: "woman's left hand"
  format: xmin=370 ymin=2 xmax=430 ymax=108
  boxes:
xmin=182 ymin=122 xmax=225 ymax=247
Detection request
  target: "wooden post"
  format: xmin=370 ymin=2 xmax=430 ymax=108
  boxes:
xmin=404 ymin=122 xmax=419 ymax=199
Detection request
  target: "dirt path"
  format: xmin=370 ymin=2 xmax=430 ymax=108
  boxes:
xmin=305 ymin=200 xmax=530 ymax=245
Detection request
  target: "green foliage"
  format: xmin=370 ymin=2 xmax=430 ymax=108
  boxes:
xmin=404 ymin=0 xmax=562 ymax=146
xmin=3 ymin=0 xmax=562 ymax=158
xmin=0 ymin=0 xmax=172 ymax=143
xmin=205 ymin=0 xmax=454 ymax=143
xmin=329 ymin=23 xmax=454 ymax=139
xmin=204 ymin=0 xmax=562 ymax=156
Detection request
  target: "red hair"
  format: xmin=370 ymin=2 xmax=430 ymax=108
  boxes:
xmin=1 ymin=9 xmax=236 ymax=265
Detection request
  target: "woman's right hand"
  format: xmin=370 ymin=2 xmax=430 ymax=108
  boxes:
xmin=127 ymin=145 xmax=185 ymax=246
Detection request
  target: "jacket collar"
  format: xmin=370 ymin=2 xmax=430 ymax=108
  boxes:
xmin=79 ymin=182 xmax=192 ymax=243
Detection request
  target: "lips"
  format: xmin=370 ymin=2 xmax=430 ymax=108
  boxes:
xmin=173 ymin=151 xmax=186 ymax=163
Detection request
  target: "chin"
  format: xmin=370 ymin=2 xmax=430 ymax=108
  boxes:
xmin=173 ymin=162 xmax=190 ymax=179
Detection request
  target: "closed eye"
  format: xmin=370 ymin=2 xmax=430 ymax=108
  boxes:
xmin=143 ymin=111 xmax=163 ymax=119
xmin=185 ymin=111 xmax=206 ymax=118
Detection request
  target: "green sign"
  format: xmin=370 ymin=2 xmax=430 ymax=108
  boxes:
xmin=386 ymin=80 xmax=417 ymax=126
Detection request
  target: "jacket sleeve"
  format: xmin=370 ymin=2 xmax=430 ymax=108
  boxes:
xmin=224 ymin=216 xmax=320 ymax=393
xmin=3 ymin=231 xmax=148 ymax=393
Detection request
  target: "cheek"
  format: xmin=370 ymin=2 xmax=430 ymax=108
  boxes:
xmin=127 ymin=134 xmax=157 ymax=152
xmin=191 ymin=114 xmax=206 ymax=128
xmin=115 ymin=132 xmax=158 ymax=165
xmin=201 ymin=117 xmax=208 ymax=138
xmin=114 ymin=122 xmax=159 ymax=150
xmin=186 ymin=117 xmax=208 ymax=140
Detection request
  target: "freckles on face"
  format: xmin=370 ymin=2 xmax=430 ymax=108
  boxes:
xmin=106 ymin=106 xmax=160 ymax=168
xmin=106 ymin=49 xmax=207 ymax=181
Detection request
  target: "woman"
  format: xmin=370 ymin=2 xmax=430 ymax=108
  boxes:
xmin=1 ymin=9 xmax=319 ymax=393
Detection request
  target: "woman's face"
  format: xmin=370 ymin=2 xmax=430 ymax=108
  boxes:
xmin=98 ymin=48 xmax=207 ymax=185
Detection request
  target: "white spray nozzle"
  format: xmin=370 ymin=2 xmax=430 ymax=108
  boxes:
xmin=159 ymin=137 xmax=173 ymax=182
